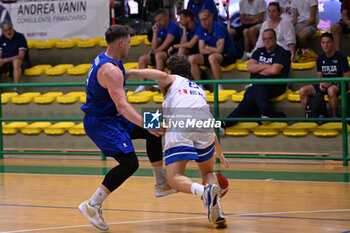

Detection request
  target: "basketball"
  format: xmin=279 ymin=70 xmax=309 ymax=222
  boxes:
xmin=215 ymin=172 xmax=229 ymax=198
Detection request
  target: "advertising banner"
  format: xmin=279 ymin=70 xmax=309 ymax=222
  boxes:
xmin=2 ymin=0 xmax=109 ymax=40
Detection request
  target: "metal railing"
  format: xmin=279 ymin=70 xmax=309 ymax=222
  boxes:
xmin=0 ymin=77 xmax=349 ymax=165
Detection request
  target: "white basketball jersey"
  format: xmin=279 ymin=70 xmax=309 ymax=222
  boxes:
xmin=162 ymin=75 xmax=207 ymax=110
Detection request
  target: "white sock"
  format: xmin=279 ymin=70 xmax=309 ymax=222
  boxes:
xmin=218 ymin=84 xmax=224 ymax=91
xmin=152 ymin=166 xmax=167 ymax=186
xmin=191 ymin=183 xmax=205 ymax=197
xmin=89 ymin=187 xmax=108 ymax=207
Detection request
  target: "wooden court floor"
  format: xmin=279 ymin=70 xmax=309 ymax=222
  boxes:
xmin=0 ymin=157 xmax=350 ymax=233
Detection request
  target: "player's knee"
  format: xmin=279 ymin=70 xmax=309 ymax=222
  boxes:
xmin=331 ymin=23 xmax=341 ymax=34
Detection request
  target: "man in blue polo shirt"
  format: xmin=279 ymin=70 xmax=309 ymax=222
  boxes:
xmin=222 ymin=29 xmax=290 ymax=128
xmin=188 ymin=9 xmax=236 ymax=90
xmin=135 ymin=9 xmax=181 ymax=93
xmin=0 ymin=20 xmax=29 ymax=90
xmin=187 ymin=0 xmax=219 ymax=22
xmin=168 ymin=9 xmax=200 ymax=57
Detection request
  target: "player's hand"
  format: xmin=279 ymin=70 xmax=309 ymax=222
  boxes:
xmin=214 ymin=151 xmax=229 ymax=168
xmin=152 ymin=24 xmax=159 ymax=33
xmin=167 ymin=46 xmax=174 ymax=55
xmin=147 ymin=128 xmax=165 ymax=137
xmin=320 ymin=82 xmax=330 ymax=92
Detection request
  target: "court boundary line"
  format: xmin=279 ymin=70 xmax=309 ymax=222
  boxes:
xmin=1 ymin=209 xmax=350 ymax=233
xmin=1 ymin=172 xmax=350 ymax=184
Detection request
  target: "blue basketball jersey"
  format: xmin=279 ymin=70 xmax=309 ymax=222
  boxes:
xmin=81 ymin=52 xmax=127 ymax=116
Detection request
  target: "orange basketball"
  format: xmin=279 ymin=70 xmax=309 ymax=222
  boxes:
xmin=215 ymin=172 xmax=229 ymax=198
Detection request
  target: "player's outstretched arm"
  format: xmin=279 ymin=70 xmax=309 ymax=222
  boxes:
xmin=127 ymin=69 xmax=173 ymax=88
xmin=214 ymin=135 xmax=229 ymax=168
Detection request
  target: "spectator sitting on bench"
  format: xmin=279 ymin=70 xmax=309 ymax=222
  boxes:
xmin=0 ymin=20 xmax=30 ymax=92
xmin=299 ymin=32 xmax=350 ymax=117
xmin=222 ymin=29 xmax=290 ymax=128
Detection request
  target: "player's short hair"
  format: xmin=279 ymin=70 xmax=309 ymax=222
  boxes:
xmin=155 ymin=8 xmax=168 ymax=17
xmin=105 ymin=24 xmax=130 ymax=44
xmin=199 ymin=9 xmax=211 ymax=16
xmin=321 ymin=32 xmax=334 ymax=41
xmin=166 ymin=55 xmax=191 ymax=78
xmin=178 ymin=9 xmax=195 ymax=21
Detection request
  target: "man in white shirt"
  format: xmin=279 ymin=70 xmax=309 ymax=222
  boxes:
xmin=291 ymin=0 xmax=319 ymax=53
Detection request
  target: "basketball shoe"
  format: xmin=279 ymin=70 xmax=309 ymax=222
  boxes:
xmin=154 ymin=183 xmax=179 ymax=197
xmin=78 ymin=200 xmax=109 ymax=231
xmin=213 ymin=209 xmax=227 ymax=228
xmin=202 ymin=184 xmax=221 ymax=223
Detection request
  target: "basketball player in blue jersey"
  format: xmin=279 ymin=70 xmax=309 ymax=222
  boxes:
xmin=78 ymin=25 xmax=176 ymax=231
xmin=128 ymin=55 xmax=229 ymax=228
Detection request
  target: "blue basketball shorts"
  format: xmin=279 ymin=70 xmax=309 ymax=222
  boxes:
xmin=83 ymin=114 xmax=136 ymax=157
xmin=164 ymin=130 xmax=216 ymax=165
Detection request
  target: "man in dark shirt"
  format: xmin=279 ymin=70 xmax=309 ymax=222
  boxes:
xmin=0 ymin=20 xmax=29 ymax=89
xmin=299 ymin=32 xmax=350 ymax=117
xmin=222 ymin=28 xmax=290 ymax=128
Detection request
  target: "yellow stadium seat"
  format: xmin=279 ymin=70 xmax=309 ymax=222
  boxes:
xmin=287 ymin=90 xmax=300 ymax=102
xmin=68 ymin=123 xmax=86 ymax=135
xmin=313 ymin=122 xmax=342 ymax=137
xmin=225 ymin=122 xmax=259 ymax=136
xmin=27 ymin=39 xmax=40 ymax=49
xmin=253 ymin=122 xmax=288 ymax=136
xmin=1 ymin=92 xmax=19 ymax=104
xmin=269 ymin=89 xmax=292 ymax=102
xmin=291 ymin=61 xmax=316 ymax=70
xmin=130 ymin=35 xmax=145 ymax=46
xmin=34 ymin=92 xmax=63 ymax=104
xmin=66 ymin=38 xmax=83 ymax=43
xmin=80 ymin=95 xmax=86 ymax=103
xmin=99 ymin=39 xmax=107 ymax=47
xmin=199 ymin=66 xmax=208 ymax=71
xmin=47 ymin=38 xmax=61 ymax=44
xmin=127 ymin=91 xmax=134 ymax=96
xmin=20 ymin=122 xmax=52 ymax=135
xmin=282 ymin=122 xmax=318 ymax=137
xmin=231 ymin=90 xmax=245 ymax=102
xmin=88 ymin=37 xmax=104 ymax=42
xmin=55 ymin=39 xmax=76 ymax=49
xmin=67 ymin=64 xmax=91 ymax=75
xmin=220 ymin=63 xmax=236 ymax=72
xmin=77 ymin=39 xmax=97 ymax=48
xmin=153 ymin=93 xmax=164 ymax=103
xmin=56 ymin=92 xmax=86 ymax=104
xmin=11 ymin=92 xmax=41 ymax=104
xmin=34 ymin=40 xmax=55 ymax=49
xmin=44 ymin=122 xmax=76 ymax=135
xmin=207 ymin=90 xmax=237 ymax=103
xmin=127 ymin=91 xmax=158 ymax=103
xmin=237 ymin=60 xmax=249 ymax=71
xmin=3 ymin=122 xmax=28 ymax=134
xmin=124 ymin=62 xmax=139 ymax=72
xmin=45 ymin=64 xmax=74 ymax=76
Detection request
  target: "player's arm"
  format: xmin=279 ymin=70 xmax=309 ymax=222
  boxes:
xmin=175 ymin=35 xmax=199 ymax=49
xmin=214 ymin=135 xmax=229 ymax=168
xmin=127 ymin=69 xmax=173 ymax=88
xmin=247 ymin=59 xmax=269 ymax=74
xmin=259 ymin=63 xmax=284 ymax=76
xmin=98 ymin=64 xmax=143 ymax=127
xmin=0 ymin=49 xmax=25 ymax=64
xmin=153 ymin=34 xmax=175 ymax=53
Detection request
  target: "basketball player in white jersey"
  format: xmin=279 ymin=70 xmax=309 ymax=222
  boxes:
xmin=127 ymin=55 xmax=229 ymax=228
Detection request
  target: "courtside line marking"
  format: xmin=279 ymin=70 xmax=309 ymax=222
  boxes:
xmin=2 ymin=172 xmax=350 ymax=184
xmin=1 ymin=209 xmax=350 ymax=233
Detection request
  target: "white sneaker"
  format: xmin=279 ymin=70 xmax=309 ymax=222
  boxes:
xmin=154 ymin=183 xmax=179 ymax=197
xmin=134 ymin=85 xmax=146 ymax=94
xmin=202 ymin=184 xmax=221 ymax=223
xmin=240 ymin=53 xmax=249 ymax=62
xmin=218 ymin=84 xmax=224 ymax=91
xmin=78 ymin=200 xmax=109 ymax=231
